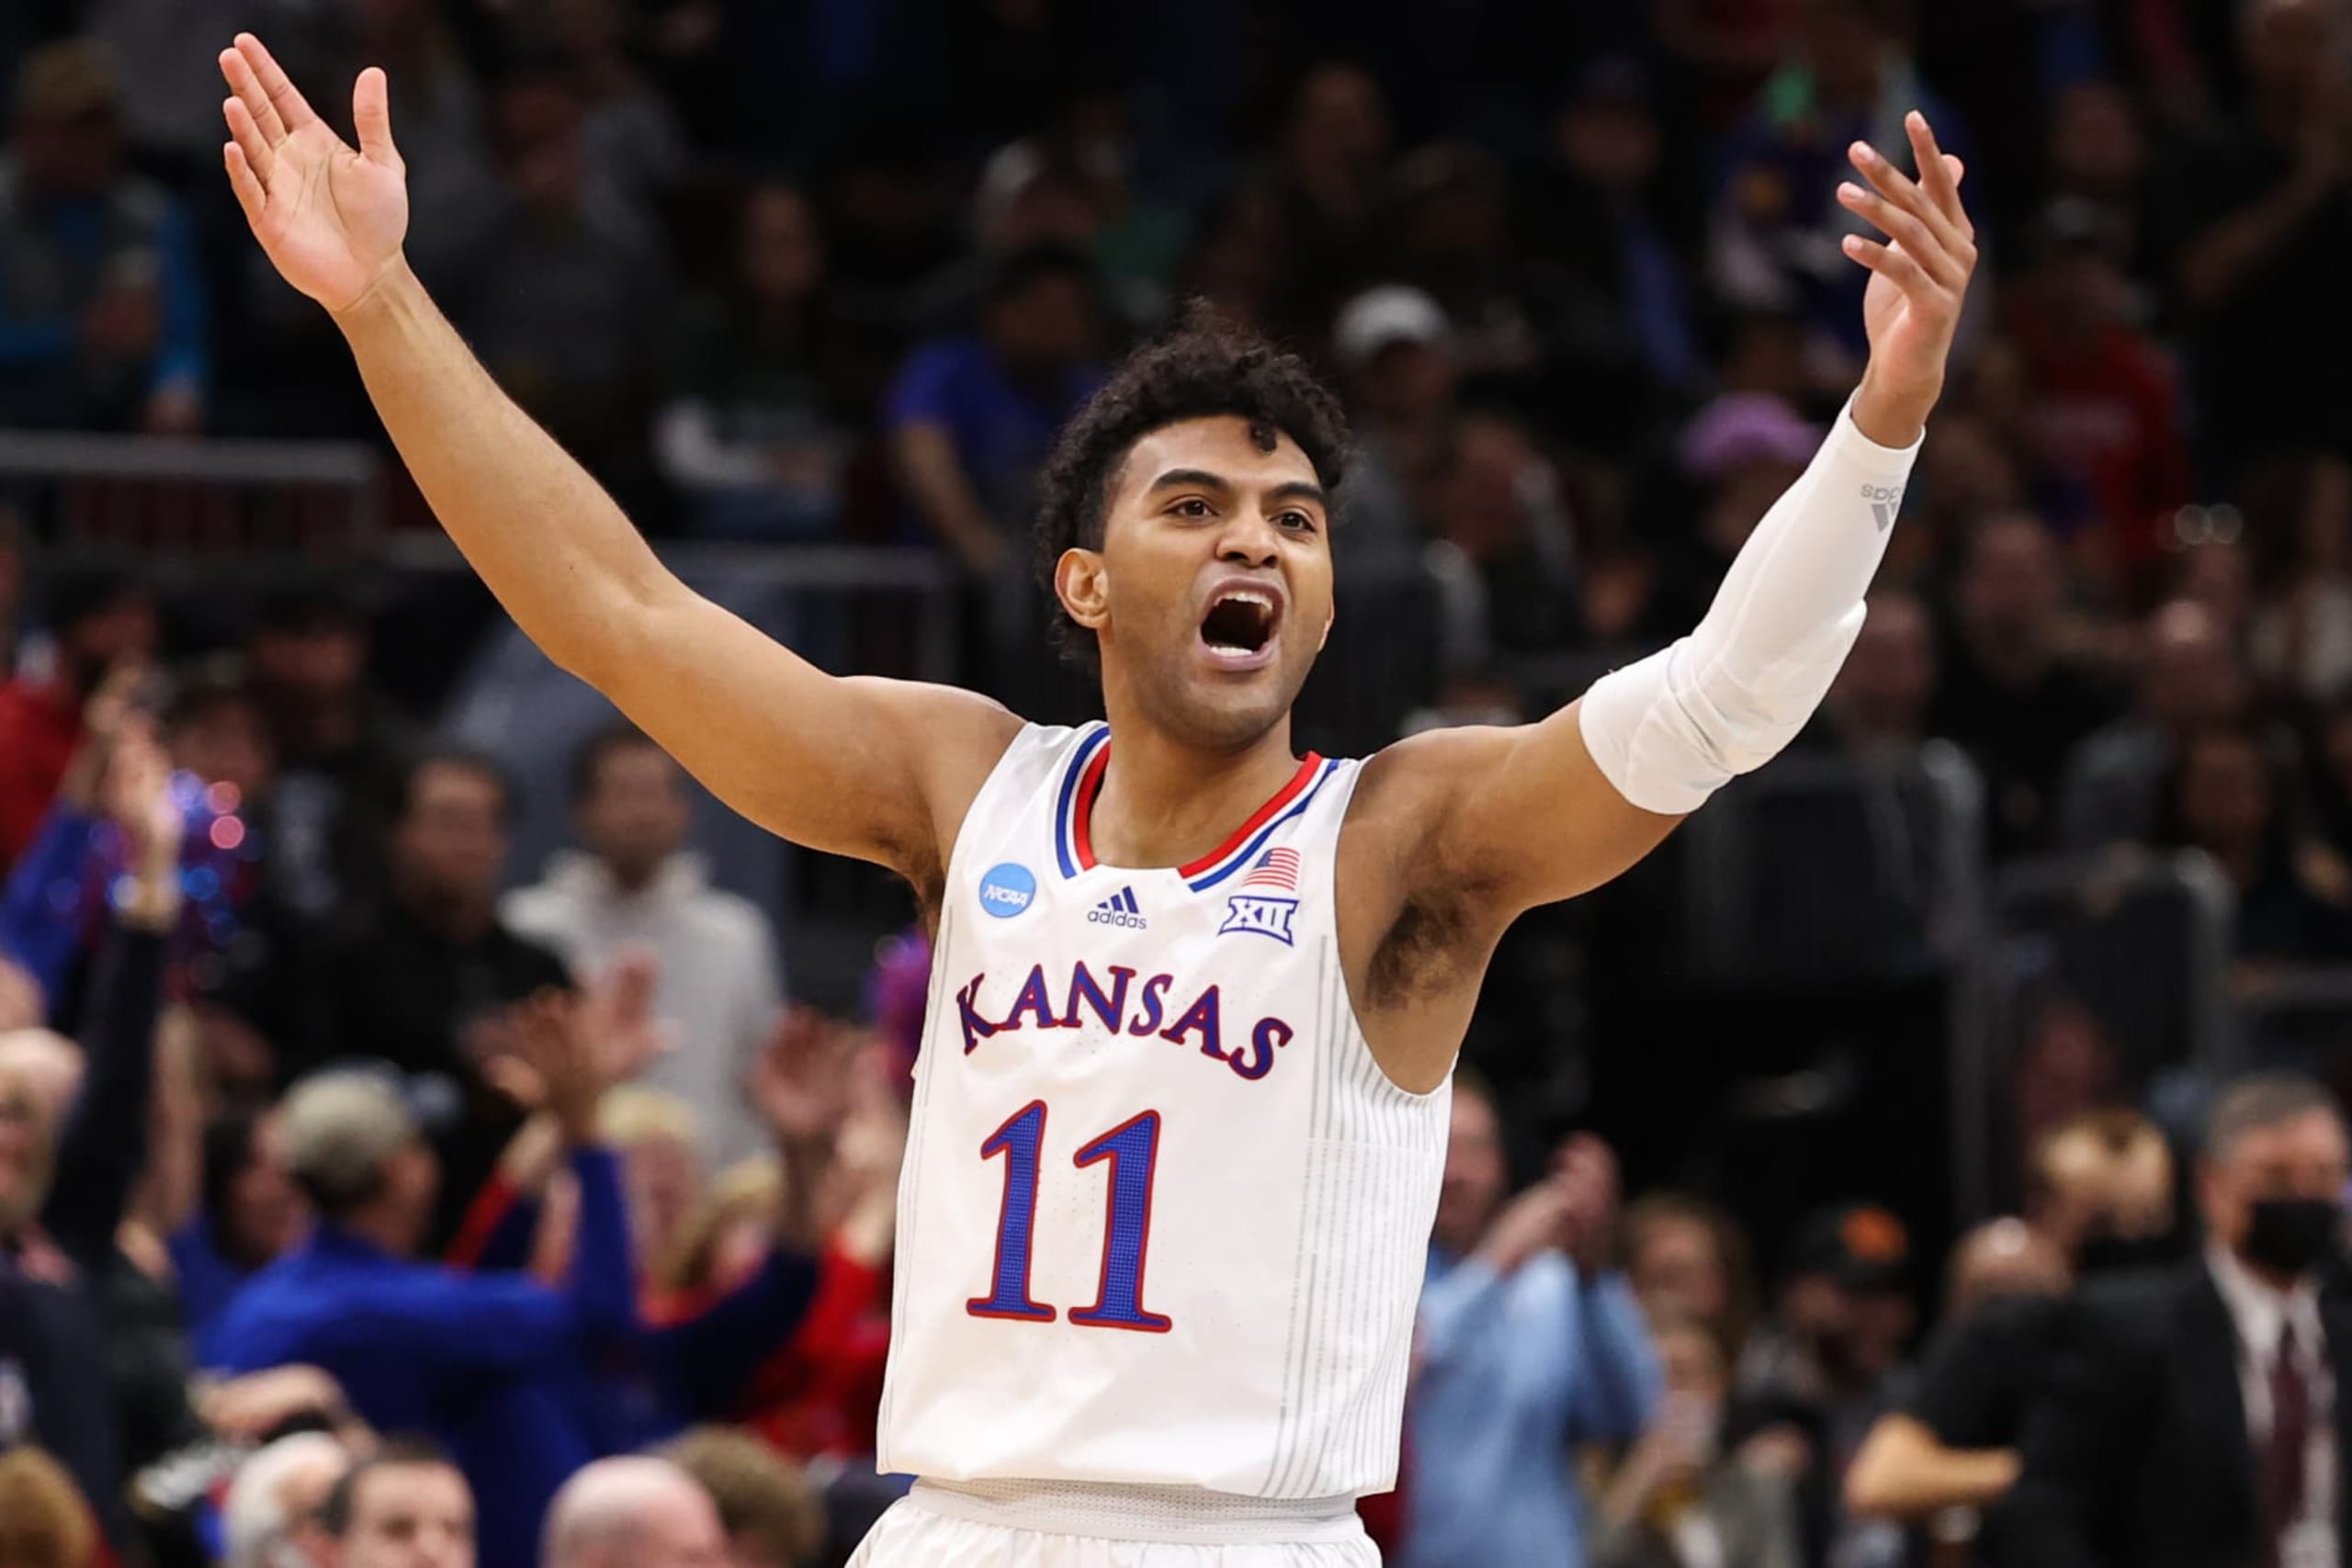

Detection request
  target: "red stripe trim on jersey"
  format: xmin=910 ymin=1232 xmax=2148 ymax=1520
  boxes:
xmin=1069 ymin=744 xmax=1324 ymax=874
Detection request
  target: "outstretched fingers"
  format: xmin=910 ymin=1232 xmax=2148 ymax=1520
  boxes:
xmin=221 ymin=95 xmax=274 ymax=186
xmin=232 ymin=33 xmax=321 ymax=133
xmin=1905 ymin=111 xmax=1972 ymax=237
xmin=221 ymin=141 xmax=266 ymax=227
xmin=1841 ymin=234 xmax=1933 ymax=293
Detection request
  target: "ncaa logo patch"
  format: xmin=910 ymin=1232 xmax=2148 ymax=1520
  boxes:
xmin=1219 ymin=894 xmax=1299 ymax=945
xmin=978 ymin=862 xmax=1037 ymax=919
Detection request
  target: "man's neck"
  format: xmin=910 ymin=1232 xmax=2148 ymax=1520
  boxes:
xmin=399 ymin=886 xmax=494 ymax=943
xmin=1084 ymin=706 xmax=1306 ymax=871
xmin=602 ymin=855 xmax=662 ymax=896
xmin=336 ymin=1205 xmax=414 ymax=1258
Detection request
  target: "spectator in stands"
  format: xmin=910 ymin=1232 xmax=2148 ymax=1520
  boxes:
xmin=1941 ymin=1216 xmax=2072 ymax=1321
xmin=1401 ymin=1076 xmax=1660 ymax=1568
xmin=547 ymin=0 xmax=692 ymax=241
xmin=2158 ymin=0 xmax=2352 ymax=484
xmin=2007 ymin=199 xmax=2193 ymax=598
xmin=243 ymin=586 xmax=412 ymax=924
xmin=1263 ymin=62 xmax=1393 ymax=345
xmin=1644 ymin=390 xmax=1821 ymax=638
xmin=2249 ymin=453 xmax=2352 ymax=705
xmin=1624 ymin=1192 xmax=1761 ymax=1365
xmin=2042 ymin=83 xmax=2153 ymax=292
xmin=1928 ymin=512 xmax=2120 ymax=856
xmin=660 ymin=1427 xmax=826 ymax=1568
xmin=1593 ymin=1314 xmax=1804 ymax=1568
xmin=0 ymin=1445 xmax=101 ymax=1568
xmin=175 ymin=1108 xmax=311 ymax=1358
xmin=1429 ymin=409 xmax=1584 ymax=660
xmin=314 ymin=1438 xmax=476 ymax=1568
xmin=2154 ymin=724 xmax=2352 ymax=974
xmin=2008 ymin=1074 xmax=2352 ymax=1568
xmin=2058 ymin=600 xmax=2250 ymax=851
xmin=1388 ymin=142 xmax=1564 ymax=393
xmin=0 ymin=569 xmax=155 ymax=874
xmin=1846 ymin=1109 xmax=2178 ymax=1553
xmin=505 ymin=725 xmax=785 ymax=1168
xmin=1517 ymin=59 xmax=1705 ymax=421
xmin=299 ymin=750 xmax=570 ymax=1240
xmin=1817 ymin=590 xmax=1940 ymax=757
xmin=1737 ymin=1203 xmax=1917 ymax=1568
xmin=885 ymin=243 xmax=1107 ymax=577
xmin=221 ymin=1430 xmax=350 ymax=1568
xmin=656 ymin=182 xmax=861 ymax=541
xmin=1708 ymin=0 xmax=1968 ymax=375
xmin=544 ymin=1455 xmax=729 ymax=1568
xmin=0 ymin=732 xmax=181 ymax=1551
xmin=0 ymin=39 xmax=209 ymax=436
xmin=447 ymin=68 xmax=669 ymax=491
xmin=1330 ymin=285 xmax=1458 ymax=558
xmin=207 ymin=997 xmax=634 ymax=1568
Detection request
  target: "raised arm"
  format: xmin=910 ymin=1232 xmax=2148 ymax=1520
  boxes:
xmin=1388 ymin=112 xmax=1972 ymax=921
xmin=215 ymin=37 xmax=1016 ymax=882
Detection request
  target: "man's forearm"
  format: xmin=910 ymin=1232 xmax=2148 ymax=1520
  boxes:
xmin=333 ymin=262 xmax=671 ymax=682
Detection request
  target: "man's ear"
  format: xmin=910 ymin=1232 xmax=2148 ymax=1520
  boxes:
xmin=1317 ymin=601 xmax=1334 ymax=653
xmin=1057 ymin=548 xmax=1110 ymax=636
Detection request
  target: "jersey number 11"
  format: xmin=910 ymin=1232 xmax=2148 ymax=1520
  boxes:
xmin=966 ymin=1100 xmax=1172 ymax=1333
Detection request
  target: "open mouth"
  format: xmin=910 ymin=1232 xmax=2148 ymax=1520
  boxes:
xmin=1200 ymin=585 xmax=1281 ymax=667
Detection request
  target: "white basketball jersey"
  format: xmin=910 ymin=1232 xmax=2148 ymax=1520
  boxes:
xmin=876 ymin=721 xmax=1450 ymax=1499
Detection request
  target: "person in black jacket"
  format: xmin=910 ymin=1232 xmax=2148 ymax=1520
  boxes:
xmin=2007 ymin=1073 xmax=2352 ymax=1568
xmin=0 ymin=729 xmax=184 ymax=1551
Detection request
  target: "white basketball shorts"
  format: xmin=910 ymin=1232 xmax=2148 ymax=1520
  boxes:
xmin=847 ymin=1480 xmax=1381 ymax=1568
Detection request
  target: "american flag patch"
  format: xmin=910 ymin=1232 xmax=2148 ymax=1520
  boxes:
xmin=1238 ymin=847 xmax=1300 ymax=893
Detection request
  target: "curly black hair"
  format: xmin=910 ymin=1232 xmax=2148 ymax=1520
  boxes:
xmin=1032 ymin=308 xmax=1350 ymax=671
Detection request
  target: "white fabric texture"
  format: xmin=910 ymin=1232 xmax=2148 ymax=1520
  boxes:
xmin=1578 ymin=397 xmax=1924 ymax=815
xmin=847 ymin=1483 xmax=1377 ymax=1566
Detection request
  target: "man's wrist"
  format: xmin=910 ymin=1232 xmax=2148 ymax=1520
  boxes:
xmin=1850 ymin=367 xmax=1939 ymax=450
xmin=330 ymin=255 xmax=424 ymax=337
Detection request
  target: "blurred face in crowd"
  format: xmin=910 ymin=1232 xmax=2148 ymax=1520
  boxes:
xmin=2242 ymin=0 xmax=2341 ymax=117
xmin=739 ymin=186 xmax=824 ymax=311
xmin=1798 ymin=0 xmax=1890 ymax=107
xmin=1440 ymin=415 xmax=1549 ymax=564
xmin=0 ymin=1032 xmax=79 ymax=1127
xmin=1434 ymin=1087 xmax=1508 ymax=1254
xmin=2200 ymin=1106 xmax=2351 ymax=1278
xmin=1630 ymin=1213 xmax=1732 ymax=1331
xmin=58 ymin=592 xmax=159 ymax=694
xmin=2175 ymin=731 xmax=2273 ymax=863
xmin=2035 ymin=1118 xmax=2176 ymax=1260
xmin=1069 ymin=416 xmax=1335 ymax=752
xmin=985 ymin=271 xmax=1102 ymax=378
xmin=0 ymin=1066 xmax=54 ymax=1235
xmin=229 ymin=1113 xmax=311 ymax=1269
xmin=1782 ymin=1270 xmax=1913 ymax=1391
xmin=1946 ymin=1218 xmax=2069 ymax=1319
xmin=1354 ymin=340 xmax=1455 ymax=429
xmin=2049 ymin=83 xmax=2143 ymax=198
xmin=330 ymin=1461 xmax=474 ymax=1568
xmin=248 ymin=617 xmax=367 ymax=716
xmin=1656 ymin=1319 xmax=1730 ymax=1413
xmin=0 ymin=960 xmax=39 ymax=1033
xmin=1556 ymin=92 xmax=1658 ymax=194
xmin=625 ymin=1482 xmax=729 ymax=1568
xmin=1956 ymin=513 xmax=2064 ymax=671
xmin=1830 ymin=592 xmax=1937 ymax=742
xmin=2141 ymin=601 xmax=2245 ymax=734
xmin=16 ymin=96 xmax=123 ymax=195
xmin=1284 ymin=64 xmax=1389 ymax=191
xmin=496 ymin=80 xmax=587 ymax=213
xmin=377 ymin=1137 xmax=443 ymax=1258
xmin=623 ymin=1133 xmax=703 ymax=1269
xmin=172 ymin=691 xmax=278 ymax=804
xmin=579 ymin=741 xmax=691 ymax=890
xmin=393 ymin=761 xmax=510 ymax=918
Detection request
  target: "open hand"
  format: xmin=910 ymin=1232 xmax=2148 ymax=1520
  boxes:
xmin=219 ymin=33 xmax=409 ymax=315
xmin=1838 ymin=111 xmax=1976 ymax=444
xmin=750 ymin=1004 xmax=862 ymax=1145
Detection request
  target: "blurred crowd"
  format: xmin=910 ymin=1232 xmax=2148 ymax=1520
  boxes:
xmin=10 ymin=0 xmax=2352 ymax=1565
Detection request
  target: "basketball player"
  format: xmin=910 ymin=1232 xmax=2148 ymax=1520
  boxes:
xmin=214 ymin=32 xmax=1973 ymax=1566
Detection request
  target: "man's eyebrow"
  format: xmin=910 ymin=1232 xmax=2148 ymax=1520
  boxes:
xmin=1146 ymin=468 xmax=1235 ymax=493
xmin=1265 ymin=481 xmax=1329 ymax=510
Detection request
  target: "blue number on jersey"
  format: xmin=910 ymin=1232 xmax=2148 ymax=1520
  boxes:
xmin=966 ymin=1100 xmax=1057 ymax=1321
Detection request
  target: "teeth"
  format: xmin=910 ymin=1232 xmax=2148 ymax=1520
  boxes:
xmin=1219 ymin=590 xmax=1274 ymax=610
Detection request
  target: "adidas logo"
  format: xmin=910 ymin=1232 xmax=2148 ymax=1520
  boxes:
xmin=1087 ymin=886 xmax=1148 ymax=930
xmin=1860 ymin=481 xmax=1905 ymax=533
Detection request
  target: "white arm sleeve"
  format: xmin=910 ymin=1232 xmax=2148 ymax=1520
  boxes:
xmin=1577 ymin=397 xmax=1924 ymax=815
